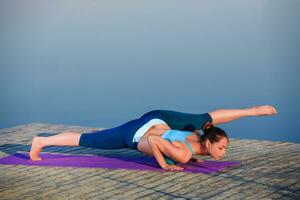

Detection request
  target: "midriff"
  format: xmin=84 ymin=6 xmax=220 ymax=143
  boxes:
xmin=142 ymin=124 xmax=171 ymax=138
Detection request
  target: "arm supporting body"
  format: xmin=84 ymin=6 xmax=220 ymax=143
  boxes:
xmin=147 ymin=135 xmax=190 ymax=169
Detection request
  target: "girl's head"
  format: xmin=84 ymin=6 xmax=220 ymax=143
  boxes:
xmin=200 ymin=125 xmax=229 ymax=160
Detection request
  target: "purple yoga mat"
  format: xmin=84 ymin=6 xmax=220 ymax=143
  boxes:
xmin=0 ymin=152 xmax=240 ymax=174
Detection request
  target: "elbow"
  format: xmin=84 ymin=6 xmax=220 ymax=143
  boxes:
xmin=147 ymin=135 xmax=157 ymax=145
xmin=179 ymin=155 xmax=190 ymax=164
xmin=182 ymin=158 xmax=190 ymax=164
xmin=147 ymin=135 xmax=159 ymax=150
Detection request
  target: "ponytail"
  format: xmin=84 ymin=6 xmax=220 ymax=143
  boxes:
xmin=200 ymin=124 xmax=228 ymax=146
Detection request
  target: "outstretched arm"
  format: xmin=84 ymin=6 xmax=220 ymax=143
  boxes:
xmin=208 ymin=105 xmax=278 ymax=125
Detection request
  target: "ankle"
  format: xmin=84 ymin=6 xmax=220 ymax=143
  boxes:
xmin=35 ymin=136 xmax=46 ymax=147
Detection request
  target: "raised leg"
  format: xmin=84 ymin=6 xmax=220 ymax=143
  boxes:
xmin=208 ymin=105 xmax=278 ymax=125
xmin=29 ymin=132 xmax=82 ymax=161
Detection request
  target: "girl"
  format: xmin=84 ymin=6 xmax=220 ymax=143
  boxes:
xmin=29 ymin=105 xmax=277 ymax=171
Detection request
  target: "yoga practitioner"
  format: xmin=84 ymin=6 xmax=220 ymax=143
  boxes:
xmin=29 ymin=105 xmax=277 ymax=171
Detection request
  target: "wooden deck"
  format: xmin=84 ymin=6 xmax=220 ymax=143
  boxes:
xmin=0 ymin=123 xmax=299 ymax=199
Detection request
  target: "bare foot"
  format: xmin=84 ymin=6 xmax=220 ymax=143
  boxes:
xmin=29 ymin=136 xmax=44 ymax=161
xmin=250 ymin=105 xmax=278 ymax=116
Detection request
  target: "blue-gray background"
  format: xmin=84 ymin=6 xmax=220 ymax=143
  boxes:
xmin=1 ymin=0 xmax=299 ymax=143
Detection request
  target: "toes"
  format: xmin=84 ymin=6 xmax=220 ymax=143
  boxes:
xmin=30 ymin=155 xmax=42 ymax=161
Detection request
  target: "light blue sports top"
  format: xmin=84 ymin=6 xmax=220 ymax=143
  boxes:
xmin=161 ymin=130 xmax=195 ymax=165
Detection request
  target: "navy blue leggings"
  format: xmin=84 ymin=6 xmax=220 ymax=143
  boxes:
xmin=79 ymin=110 xmax=212 ymax=150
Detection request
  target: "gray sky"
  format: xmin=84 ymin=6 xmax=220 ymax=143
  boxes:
xmin=1 ymin=0 xmax=299 ymax=142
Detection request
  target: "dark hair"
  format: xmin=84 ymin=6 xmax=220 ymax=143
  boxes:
xmin=200 ymin=125 xmax=229 ymax=146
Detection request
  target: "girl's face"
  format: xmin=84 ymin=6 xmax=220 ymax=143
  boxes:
xmin=205 ymin=137 xmax=228 ymax=160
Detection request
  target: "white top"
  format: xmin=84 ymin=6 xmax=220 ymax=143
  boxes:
xmin=132 ymin=118 xmax=167 ymax=143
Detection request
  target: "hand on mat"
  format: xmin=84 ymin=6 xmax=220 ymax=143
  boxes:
xmin=162 ymin=164 xmax=184 ymax=171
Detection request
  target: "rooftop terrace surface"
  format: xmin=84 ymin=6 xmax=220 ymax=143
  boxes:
xmin=0 ymin=123 xmax=299 ymax=200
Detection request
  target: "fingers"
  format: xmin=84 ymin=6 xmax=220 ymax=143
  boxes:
xmin=163 ymin=165 xmax=184 ymax=171
xmin=168 ymin=167 xmax=183 ymax=171
xmin=169 ymin=168 xmax=183 ymax=171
